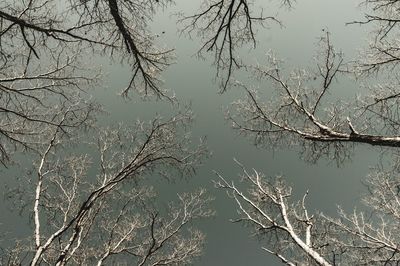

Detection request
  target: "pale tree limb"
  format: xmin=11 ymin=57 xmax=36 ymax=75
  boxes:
xmin=228 ymin=32 xmax=400 ymax=165
xmin=215 ymin=161 xmax=332 ymax=266
xmin=217 ymin=158 xmax=400 ymax=265
xmin=262 ymin=247 xmax=296 ymax=266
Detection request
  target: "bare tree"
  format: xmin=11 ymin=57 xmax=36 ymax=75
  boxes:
xmin=1 ymin=110 xmax=213 ymax=265
xmin=228 ymin=32 xmax=400 ymax=164
xmin=215 ymin=160 xmax=400 ymax=265
xmin=0 ymin=0 xmax=179 ymax=164
xmin=349 ymin=0 xmax=400 ymax=74
xmin=178 ymin=0 xmax=293 ymax=92
xmin=0 ymin=49 xmax=99 ymax=165
xmin=0 ymin=0 xmax=174 ymax=98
